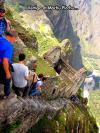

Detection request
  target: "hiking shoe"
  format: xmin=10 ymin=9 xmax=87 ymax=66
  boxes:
xmin=3 ymin=93 xmax=17 ymax=99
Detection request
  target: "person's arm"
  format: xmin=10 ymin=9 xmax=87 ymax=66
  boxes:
xmin=24 ymin=76 xmax=29 ymax=81
xmin=2 ymin=58 xmax=11 ymax=79
xmin=6 ymin=19 xmax=11 ymax=31
xmin=24 ymin=67 xmax=29 ymax=81
xmin=33 ymin=73 xmax=37 ymax=82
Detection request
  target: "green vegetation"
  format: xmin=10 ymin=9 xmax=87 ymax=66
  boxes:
xmin=27 ymin=102 xmax=98 ymax=133
xmin=1 ymin=120 xmax=21 ymax=133
xmin=3 ymin=3 xmax=99 ymax=133
xmin=90 ymin=90 xmax=100 ymax=126
xmin=25 ymin=48 xmax=56 ymax=76
xmin=6 ymin=4 xmax=56 ymax=76
xmin=77 ymin=88 xmax=83 ymax=102
xmin=28 ymin=26 xmax=59 ymax=56
xmin=6 ymin=2 xmax=59 ymax=56
xmin=82 ymin=56 xmax=100 ymax=70
xmin=79 ymin=38 xmax=100 ymax=71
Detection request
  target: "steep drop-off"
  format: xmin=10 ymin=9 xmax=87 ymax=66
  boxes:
xmin=6 ymin=0 xmax=84 ymax=70
xmin=7 ymin=0 xmax=100 ymax=70
xmin=0 ymin=1 xmax=99 ymax=132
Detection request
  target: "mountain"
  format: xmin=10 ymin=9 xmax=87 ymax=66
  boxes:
xmin=0 ymin=1 xmax=99 ymax=132
xmin=6 ymin=0 xmax=100 ymax=71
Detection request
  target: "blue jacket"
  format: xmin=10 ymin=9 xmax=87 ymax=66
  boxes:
xmin=0 ymin=37 xmax=13 ymax=64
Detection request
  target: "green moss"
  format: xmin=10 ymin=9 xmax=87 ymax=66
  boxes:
xmin=27 ymin=115 xmax=59 ymax=133
xmin=25 ymin=48 xmax=56 ymax=76
xmin=90 ymin=90 xmax=100 ymax=126
xmin=6 ymin=3 xmax=59 ymax=56
xmin=6 ymin=5 xmax=56 ymax=76
xmin=28 ymin=27 xmax=59 ymax=56
xmin=55 ymin=112 xmax=66 ymax=126
xmin=77 ymin=88 xmax=83 ymax=101
xmin=27 ymin=102 xmax=98 ymax=133
xmin=37 ymin=57 xmax=56 ymax=76
xmin=2 ymin=120 xmax=21 ymax=133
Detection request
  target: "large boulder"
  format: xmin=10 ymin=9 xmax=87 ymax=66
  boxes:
xmin=44 ymin=39 xmax=72 ymax=67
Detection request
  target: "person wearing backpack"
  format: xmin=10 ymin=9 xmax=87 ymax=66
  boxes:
xmin=0 ymin=8 xmax=11 ymax=36
xmin=30 ymin=74 xmax=47 ymax=96
xmin=29 ymin=61 xmax=38 ymax=95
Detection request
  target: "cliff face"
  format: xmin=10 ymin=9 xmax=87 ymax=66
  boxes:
xmin=0 ymin=95 xmax=98 ymax=133
xmin=5 ymin=0 xmax=83 ymax=70
xmin=39 ymin=0 xmax=99 ymax=70
xmin=0 ymin=95 xmax=67 ymax=133
xmin=7 ymin=0 xmax=100 ymax=70
xmin=0 ymin=1 xmax=98 ymax=132
xmin=68 ymin=0 xmax=100 ymax=55
xmin=39 ymin=0 xmax=100 ymax=70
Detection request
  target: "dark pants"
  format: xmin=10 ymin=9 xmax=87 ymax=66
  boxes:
xmin=13 ymin=85 xmax=29 ymax=97
xmin=0 ymin=64 xmax=11 ymax=96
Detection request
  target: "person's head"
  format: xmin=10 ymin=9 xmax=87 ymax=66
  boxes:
xmin=38 ymin=74 xmax=44 ymax=80
xmin=19 ymin=53 xmax=26 ymax=63
xmin=0 ymin=8 xmax=5 ymax=18
xmin=42 ymin=77 xmax=47 ymax=82
xmin=5 ymin=29 xmax=17 ymax=43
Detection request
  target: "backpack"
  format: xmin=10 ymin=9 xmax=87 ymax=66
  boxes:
xmin=70 ymin=95 xmax=78 ymax=102
xmin=0 ymin=17 xmax=7 ymax=36
xmin=30 ymin=73 xmax=37 ymax=90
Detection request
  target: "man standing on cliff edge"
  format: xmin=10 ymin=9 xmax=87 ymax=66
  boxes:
xmin=0 ymin=30 xmax=17 ymax=98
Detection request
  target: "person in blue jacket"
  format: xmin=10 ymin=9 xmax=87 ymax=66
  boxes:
xmin=0 ymin=8 xmax=11 ymax=36
xmin=0 ymin=29 xmax=17 ymax=98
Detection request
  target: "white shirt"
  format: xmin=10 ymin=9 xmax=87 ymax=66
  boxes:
xmin=12 ymin=63 xmax=29 ymax=88
xmin=83 ymin=89 xmax=89 ymax=99
xmin=36 ymin=80 xmax=43 ymax=89
xmin=84 ymin=77 xmax=95 ymax=90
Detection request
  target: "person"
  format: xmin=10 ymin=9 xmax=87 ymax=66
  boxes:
xmin=84 ymin=75 xmax=95 ymax=91
xmin=82 ymin=74 xmax=95 ymax=106
xmin=0 ymin=8 xmax=11 ymax=36
xmin=0 ymin=30 xmax=17 ymax=98
xmin=12 ymin=53 xmax=29 ymax=97
xmin=29 ymin=61 xmax=38 ymax=95
xmin=32 ymin=61 xmax=38 ymax=84
xmin=30 ymin=74 xmax=47 ymax=96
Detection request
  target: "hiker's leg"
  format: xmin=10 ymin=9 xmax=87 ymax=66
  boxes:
xmin=29 ymin=82 xmax=37 ymax=96
xmin=28 ymin=84 xmax=34 ymax=96
xmin=0 ymin=64 xmax=5 ymax=84
xmin=13 ymin=86 xmax=21 ymax=97
xmin=36 ymin=90 xmax=41 ymax=96
xmin=33 ymin=90 xmax=41 ymax=96
xmin=4 ymin=79 xmax=11 ymax=96
xmin=30 ymin=89 xmax=37 ymax=96
xmin=0 ymin=64 xmax=11 ymax=96
xmin=23 ymin=86 xmax=29 ymax=97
